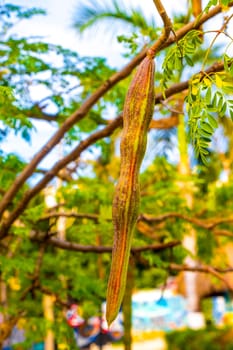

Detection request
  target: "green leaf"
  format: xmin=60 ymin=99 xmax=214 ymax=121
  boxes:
xmin=205 ymin=87 xmax=212 ymax=104
xmin=212 ymin=93 xmax=217 ymax=108
xmin=200 ymin=121 xmax=214 ymax=134
xmin=230 ymin=64 xmax=233 ymax=77
xmin=229 ymin=108 xmax=233 ymax=120
xmin=199 ymin=147 xmax=209 ymax=155
xmin=221 ymin=0 xmax=231 ymax=5
xmin=185 ymin=55 xmax=194 ymax=66
xmin=204 ymin=0 xmax=218 ymax=13
xmin=218 ymin=96 xmax=224 ymax=110
xmin=220 ymin=101 xmax=227 ymax=116
xmin=198 ymin=128 xmax=212 ymax=138
xmin=207 ymin=114 xmax=218 ymax=129
xmin=224 ymin=54 xmax=229 ymax=72
xmin=200 ymin=153 xmax=208 ymax=165
xmin=199 ymin=140 xmax=210 ymax=148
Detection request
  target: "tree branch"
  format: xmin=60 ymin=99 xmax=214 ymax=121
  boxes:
xmin=0 ymin=116 xmax=122 ymax=237
xmin=213 ymin=229 xmax=233 ymax=238
xmin=165 ymin=3 xmax=233 ymax=47
xmin=139 ymin=212 xmax=233 ymax=230
xmin=169 ymin=263 xmax=233 ymax=291
xmin=41 ymin=212 xmax=100 ymax=222
xmin=149 ymin=0 xmax=172 ymax=56
xmin=30 ymin=233 xmax=180 ymax=254
xmin=0 ymin=3 xmax=230 ymax=220
xmin=150 ymin=115 xmax=178 ymax=129
xmin=39 ymin=210 xmax=233 ymax=240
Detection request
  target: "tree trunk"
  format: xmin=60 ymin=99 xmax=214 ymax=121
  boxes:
xmin=122 ymin=259 xmax=134 ymax=350
xmin=178 ymin=112 xmax=205 ymax=328
xmin=43 ymin=295 xmax=55 ymax=350
xmin=44 ymin=186 xmax=57 ymax=350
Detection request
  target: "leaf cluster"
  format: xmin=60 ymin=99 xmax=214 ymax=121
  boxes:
xmin=187 ymin=54 xmax=233 ymax=164
xmin=161 ymin=30 xmax=203 ymax=89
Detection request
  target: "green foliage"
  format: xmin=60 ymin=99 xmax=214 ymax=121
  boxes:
xmin=117 ymin=33 xmax=140 ymax=55
xmin=186 ymin=58 xmax=233 ymax=164
xmin=0 ymin=86 xmax=13 ymax=102
xmin=0 ymin=153 xmax=27 ymax=195
xmin=194 ymin=153 xmax=222 ymax=194
xmin=172 ymin=246 xmax=190 ymax=263
xmin=55 ymin=318 xmax=79 ymax=350
xmin=0 ymin=3 xmax=46 ymax=33
xmin=197 ymin=229 xmax=215 ymax=263
xmin=204 ymin=0 xmax=232 ymax=13
xmin=204 ymin=0 xmax=218 ymax=13
xmin=136 ymin=264 xmax=168 ymax=289
xmin=161 ymin=30 xmax=203 ymax=89
xmin=215 ymin=183 xmax=233 ymax=211
xmin=166 ymin=326 xmax=233 ymax=350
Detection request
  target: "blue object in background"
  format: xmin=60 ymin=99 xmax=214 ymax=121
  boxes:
xmin=32 ymin=342 xmax=44 ymax=350
xmin=132 ymin=291 xmax=188 ymax=331
xmin=213 ymin=296 xmax=226 ymax=324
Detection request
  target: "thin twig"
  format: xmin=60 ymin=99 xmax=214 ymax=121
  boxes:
xmin=149 ymin=0 xmax=173 ymax=56
xmin=201 ymin=14 xmax=233 ymax=70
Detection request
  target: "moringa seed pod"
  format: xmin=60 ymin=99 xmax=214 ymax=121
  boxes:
xmin=106 ymin=51 xmax=155 ymax=326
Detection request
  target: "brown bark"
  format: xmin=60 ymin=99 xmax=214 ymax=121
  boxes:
xmin=192 ymin=0 xmax=202 ymax=18
xmin=31 ymin=234 xmax=180 ymax=254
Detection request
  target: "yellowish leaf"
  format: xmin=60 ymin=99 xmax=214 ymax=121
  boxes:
xmin=8 ymin=277 xmax=21 ymax=291
xmin=203 ymin=77 xmax=211 ymax=87
xmin=192 ymin=85 xmax=199 ymax=96
xmin=215 ymin=74 xmax=222 ymax=88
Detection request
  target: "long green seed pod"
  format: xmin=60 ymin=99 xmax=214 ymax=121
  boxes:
xmin=106 ymin=51 xmax=155 ymax=326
